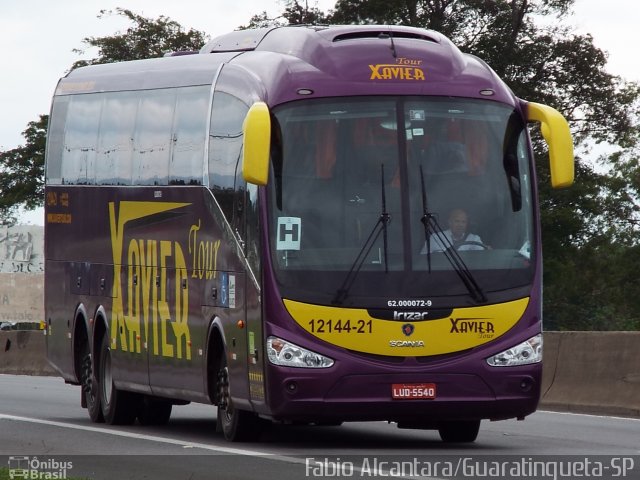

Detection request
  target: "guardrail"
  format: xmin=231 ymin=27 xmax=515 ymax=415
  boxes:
xmin=1 ymin=329 xmax=639 ymax=417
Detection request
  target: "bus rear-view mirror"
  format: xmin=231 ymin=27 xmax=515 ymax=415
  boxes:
xmin=242 ymin=102 xmax=271 ymax=186
xmin=526 ymin=102 xmax=574 ymax=188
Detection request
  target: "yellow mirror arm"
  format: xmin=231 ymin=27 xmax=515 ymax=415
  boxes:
xmin=527 ymin=102 xmax=574 ymax=188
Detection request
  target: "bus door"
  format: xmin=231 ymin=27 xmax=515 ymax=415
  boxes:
xmin=208 ymin=63 xmax=266 ymax=409
xmin=221 ymin=176 xmax=259 ymax=409
xmin=241 ymin=182 xmax=265 ymax=410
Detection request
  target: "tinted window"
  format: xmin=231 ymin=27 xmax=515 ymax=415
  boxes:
xmin=209 ymin=92 xmax=248 ymax=219
xmin=48 ymin=86 xmax=210 ymax=187
xmin=170 ymin=86 xmax=209 ymax=185
xmin=132 ymin=89 xmax=174 ymax=185
xmin=96 ymin=91 xmax=137 ymax=185
xmin=45 ymin=96 xmax=69 ymax=185
xmin=268 ymin=97 xmax=536 ymax=304
xmin=63 ymin=95 xmax=101 ymax=185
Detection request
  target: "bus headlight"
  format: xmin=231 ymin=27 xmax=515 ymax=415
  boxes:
xmin=486 ymin=334 xmax=542 ymax=367
xmin=267 ymin=336 xmax=334 ymax=368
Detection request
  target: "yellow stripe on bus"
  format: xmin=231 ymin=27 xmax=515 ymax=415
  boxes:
xmin=283 ymin=298 xmax=529 ymax=356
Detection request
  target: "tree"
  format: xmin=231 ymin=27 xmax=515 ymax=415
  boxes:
xmin=2 ymin=1 xmax=639 ymax=328
xmin=71 ymin=8 xmax=208 ymax=69
xmin=239 ymin=11 xmax=286 ymax=30
xmin=282 ymin=0 xmax=331 ymax=25
xmin=0 ymin=9 xmax=209 ymax=224
xmin=324 ymin=0 xmax=640 ymax=329
xmin=0 ymin=116 xmax=47 ymax=225
xmin=238 ymin=1 xmax=330 ymax=29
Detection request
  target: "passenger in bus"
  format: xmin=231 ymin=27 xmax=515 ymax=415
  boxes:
xmin=422 ymin=208 xmax=487 ymax=253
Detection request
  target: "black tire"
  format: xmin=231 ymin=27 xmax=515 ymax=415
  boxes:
xmin=216 ymin=355 xmax=263 ymax=442
xmin=138 ymin=396 xmax=173 ymax=426
xmin=99 ymin=335 xmax=139 ymax=425
xmin=438 ymin=420 xmax=481 ymax=443
xmin=80 ymin=347 xmax=104 ymax=423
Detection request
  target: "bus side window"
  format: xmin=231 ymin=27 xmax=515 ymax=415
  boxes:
xmin=245 ymin=182 xmax=261 ymax=276
xmin=96 ymin=91 xmax=137 ymax=185
xmin=169 ymin=86 xmax=209 ymax=185
xmin=45 ymin=96 xmax=67 ymax=185
xmin=58 ymin=95 xmax=100 ymax=185
xmin=209 ymin=91 xmax=250 ymax=223
xmin=132 ymin=89 xmax=174 ymax=186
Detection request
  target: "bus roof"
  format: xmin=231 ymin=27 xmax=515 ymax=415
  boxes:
xmin=56 ymin=25 xmax=517 ymax=107
xmin=55 ymin=52 xmax=238 ymax=95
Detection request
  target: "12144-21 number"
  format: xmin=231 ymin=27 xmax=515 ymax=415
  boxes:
xmin=308 ymin=319 xmax=373 ymax=334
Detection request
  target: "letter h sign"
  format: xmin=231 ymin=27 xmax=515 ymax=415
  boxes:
xmin=276 ymin=217 xmax=302 ymax=251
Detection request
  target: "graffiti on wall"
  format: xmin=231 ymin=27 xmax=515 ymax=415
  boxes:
xmin=0 ymin=226 xmax=44 ymax=273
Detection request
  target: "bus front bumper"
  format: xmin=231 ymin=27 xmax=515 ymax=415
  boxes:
xmin=263 ymin=368 xmax=541 ymax=424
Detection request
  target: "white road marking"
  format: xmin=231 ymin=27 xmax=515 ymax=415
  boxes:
xmin=539 ymin=410 xmax=640 ymax=422
xmin=0 ymin=413 xmax=275 ymax=456
xmin=0 ymin=413 xmax=432 ymax=479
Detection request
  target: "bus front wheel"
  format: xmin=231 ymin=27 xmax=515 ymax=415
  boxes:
xmin=99 ymin=335 xmax=139 ymax=425
xmin=216 ymin=355 xmax=262 ymax=442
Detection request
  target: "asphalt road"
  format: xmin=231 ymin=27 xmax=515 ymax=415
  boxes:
xmin=1 ymin=375 xmax=638 ymax=480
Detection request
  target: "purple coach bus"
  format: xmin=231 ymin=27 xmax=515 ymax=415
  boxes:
xmin=44 ymin=25 xmax=574 ymax=443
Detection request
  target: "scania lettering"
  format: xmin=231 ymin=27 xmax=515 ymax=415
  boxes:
xmin=44 ymin=25 xmax=574 ymax=443
xmin=389 ymin=340 xmax=426 ymax=347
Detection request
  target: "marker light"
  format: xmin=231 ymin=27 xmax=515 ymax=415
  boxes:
xmin=267 ymin=336 xmax=334 ymax=368
xmin=486 ymin=334 xmax=542 ymax=367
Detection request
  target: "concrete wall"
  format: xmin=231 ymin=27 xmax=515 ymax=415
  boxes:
xmin=0 ymin=226 xmax=44 ymax=326
xmin=1 ymin=329 xmax=638 ymax=418
xmin=539 ymin=331 xmax=640 ymax=417
xmin=0 ymin=225 xmax=49 ymax=374
xmin=0 ymin=330 xmax=55 ymax=376
xmin=0 ymin=273 xmax=44 ymax=325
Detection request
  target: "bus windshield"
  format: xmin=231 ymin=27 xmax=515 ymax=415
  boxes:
xmin=268 ymin=96 xmax=534 ymax=306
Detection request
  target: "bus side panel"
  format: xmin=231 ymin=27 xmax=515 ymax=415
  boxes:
xmin=197 ymin=192 xmax=253 ymax=409
xmin=44 ymin=257 xmax=75 ymax=382
xmin=245 ymin=275 xmax=266 ymax=413
xmin=45 ymin=183 xmax=263 ymax=405
xmin=101 ymin=186 xmax=207 ymax=400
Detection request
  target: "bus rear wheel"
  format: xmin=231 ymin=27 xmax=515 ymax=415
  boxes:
xmin=216 ymin=356 xmax=262 ymax=442
xmin=438 ymin=420 xmax=481 ymax=443
xmin=80 ymin=346 xmax=104 ymax=423
xmin=99 ymin=335 xmax=139 ymax=425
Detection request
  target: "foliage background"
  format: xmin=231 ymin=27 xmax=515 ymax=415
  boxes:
xmin=1 ymin=0 xmax=638 ymax=330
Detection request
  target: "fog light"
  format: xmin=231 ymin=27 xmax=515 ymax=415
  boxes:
xmin=286 ymin=381 xmax=298 ymax=393
xmin=520 ymin=378 xmax=533 ymax=392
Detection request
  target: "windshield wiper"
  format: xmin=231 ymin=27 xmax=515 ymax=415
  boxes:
xmin=333 ymin=164 xmax=390 ymax=305
xmin=418 ymin=166 xmax=486 ymax=303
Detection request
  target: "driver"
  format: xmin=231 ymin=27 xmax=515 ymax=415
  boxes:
xmin=424 ymin=208 xmax=486 ymax=253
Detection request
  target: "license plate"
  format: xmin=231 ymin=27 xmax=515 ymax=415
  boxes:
xmin=391 ymin=383 xmax=436 ymax=399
